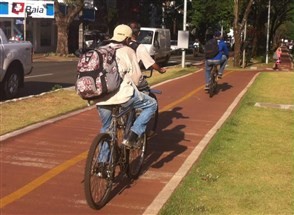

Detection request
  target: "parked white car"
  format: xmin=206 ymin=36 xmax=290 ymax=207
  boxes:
xmin=0 ymin=28 xmax=33 ymax=99
xmin=137 ymin=27 xmax=171 ymax=65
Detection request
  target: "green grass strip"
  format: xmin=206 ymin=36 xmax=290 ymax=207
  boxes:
xmin=0 ymin=66 xmax=197 ymax=136
xmin=160 ymin=72 xmax=294 ymax=215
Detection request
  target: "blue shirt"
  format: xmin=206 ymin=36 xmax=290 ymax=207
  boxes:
xmin=211 ymin=39 xmax=229 ymax=60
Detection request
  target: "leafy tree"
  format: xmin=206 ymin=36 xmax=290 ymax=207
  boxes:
xmin=190 ymin=0 xmax=233 ymax=43
xmin=243 ymin=0 xmax=294 ymax=58
xmin=279 ymin=21 xmax=294 ymax=40
xmin=270 ymin=0 xmax=294 ymax=48
xmin=54 ymin=0 xmax=83 ymax=55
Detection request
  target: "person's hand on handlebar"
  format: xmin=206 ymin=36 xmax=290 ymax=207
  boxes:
xmin=159 ymin=67 xmax=166 ymax=73
xmin=152 ymin=63 xmax=166 ymax=74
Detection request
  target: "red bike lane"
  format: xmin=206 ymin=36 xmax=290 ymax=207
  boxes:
xmin=1 ymin=69 xmax=259 ymax=214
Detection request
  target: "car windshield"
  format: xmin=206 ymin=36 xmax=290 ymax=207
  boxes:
xmin=137 ymin=30 xmax=153 ymax=44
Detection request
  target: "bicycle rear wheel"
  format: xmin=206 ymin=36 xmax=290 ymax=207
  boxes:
xmin=127 ymin=133 xmax=147 ymax=179
xmin=84 ymin=133 xmax=114 ymax=210
xmin=209 ymin=67 xmax=218 ymax=98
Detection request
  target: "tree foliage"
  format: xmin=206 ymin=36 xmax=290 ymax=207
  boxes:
xmin=189 ymin=0 xmax=293 ymax=66
xmin=53 ymin=0 xmax=294 ymax=59
xmin=270 ymin=0 xmax=294 ymax=48
xmin=190 ymin=0 xmax=233 ymax=43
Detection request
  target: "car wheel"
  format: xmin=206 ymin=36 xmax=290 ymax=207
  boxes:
xmin=2 ymin=66 xmax=21 ymax=99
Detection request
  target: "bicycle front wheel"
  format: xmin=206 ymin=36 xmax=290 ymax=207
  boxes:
xmin=209 ymin=79 xmax=216 ymax=97
xmin=127 ymin=133 xmax=147 ymax=179
xmin=84 ymin=133 xmax=114 ymax=210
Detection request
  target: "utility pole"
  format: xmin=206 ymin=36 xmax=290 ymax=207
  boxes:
xmin=266 ymin=0 xmax=271 ymax=64
xmin=79 ymin=10 xmax=84 ymax=49
xmin=23 ymin=11 xmax=32 ymax=41
xmin=181 ymin=0 xmax=187 ymax=68
xmin=162 ymin=3 xmax=165 ymax=28
xmin=24 ymin=11 xmax=27 ymax=41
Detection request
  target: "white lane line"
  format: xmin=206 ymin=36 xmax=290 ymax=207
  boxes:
xmin=25 ymin=73 xmax=53 ymax=79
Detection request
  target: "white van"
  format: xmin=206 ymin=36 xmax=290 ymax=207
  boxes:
xmin=137 ymin=27 xmax=171 ymax=65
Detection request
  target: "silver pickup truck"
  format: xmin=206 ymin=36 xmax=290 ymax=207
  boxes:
xmin=0 ymin=28 xmax=33 ymax=99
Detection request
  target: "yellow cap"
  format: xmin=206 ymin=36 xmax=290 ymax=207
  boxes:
xmin=111 ymin=24 xmax=132 ymax=42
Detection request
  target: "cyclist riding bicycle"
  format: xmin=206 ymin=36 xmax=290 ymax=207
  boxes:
xmin=95 ymin=24 xmax=157 ymax=150
xmin=128 ymin=21 xmax=166 ymax=75
xmin=128 ymin=21 xmax=166 ymax=136
xmin=204 ymin=31 xmax=229 ymax=90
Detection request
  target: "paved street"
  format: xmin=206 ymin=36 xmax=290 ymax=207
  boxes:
xmin=9 ymin=53 xmax=203 ymax=100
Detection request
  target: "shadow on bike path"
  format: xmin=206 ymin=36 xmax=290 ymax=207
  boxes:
xmin=1 ymin=70 xmax=259 ymax=214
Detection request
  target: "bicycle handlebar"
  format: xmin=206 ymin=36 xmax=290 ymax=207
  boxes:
xmin=143 ymin=68 xmax=166 ymax=79
xmin=143 ymin=69 xmax=154 ymax=79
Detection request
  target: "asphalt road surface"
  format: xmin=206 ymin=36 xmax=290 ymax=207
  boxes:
xmin=6 ymin=53 xmax=203 ymax=101
xmin=19 ymin=61 xmax=78 ymax=98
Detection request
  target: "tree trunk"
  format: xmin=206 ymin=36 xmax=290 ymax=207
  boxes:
xmin=233 ymin=0 xmax=240 ymax=67
xmin=233 ymin=28 xmax=242 ymax=67
xmin=233 ymin=0 xmax=254 ymax=67
xmin=54 ymin=0 xmax=83 ymax=55
xmin=56 ymin=21 xmax=69 ymax=55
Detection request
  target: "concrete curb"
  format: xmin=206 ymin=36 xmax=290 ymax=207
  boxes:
xmin=0 ymin=69 xmax=202 ymax=142
xmin=0 ymin=106 xmax=95 ymax=142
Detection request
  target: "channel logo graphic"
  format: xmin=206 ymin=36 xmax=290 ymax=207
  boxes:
xmin=0 ymin=1 xmax=54 ymax=18
xmin=46 ymin=3 xmax=54 ymax=16
xmin=0 ymin=2 xmax=9 ymax=14
xmin=12 ymin=2 xmax=25 ymax=14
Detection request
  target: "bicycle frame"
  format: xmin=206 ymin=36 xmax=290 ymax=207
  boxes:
xmin=107 ymin=105 xmax=135 ymax=172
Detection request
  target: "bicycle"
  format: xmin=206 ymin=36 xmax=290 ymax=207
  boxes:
xmin=84 ymin=69 xmax=163 ymax=210
xmin=208 ymin=64 xmax=219 ymax=98
xmin=84 ymin=103 xmax=147 ymax=209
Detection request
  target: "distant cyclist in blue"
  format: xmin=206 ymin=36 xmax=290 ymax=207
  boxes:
xmin=204 ymin=31 xmax=229 ymax=90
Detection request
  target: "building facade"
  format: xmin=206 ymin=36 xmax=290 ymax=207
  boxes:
xmin=0 ymin=0 xmax=154 ymax=53
xmin=0 ymin=0 xmax=56 ymax=52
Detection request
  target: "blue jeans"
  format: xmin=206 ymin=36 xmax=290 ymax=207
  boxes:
xmin=205 ymin=55 xmax=228 ymax=84
xmin=96 ymin=90 xmax=157 ymax=162
xmin=97 ymin=89 xmax=157 ymax=135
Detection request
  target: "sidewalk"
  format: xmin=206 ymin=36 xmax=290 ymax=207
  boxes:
xmin=33 ymin=53 xmax=78 ymax=62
